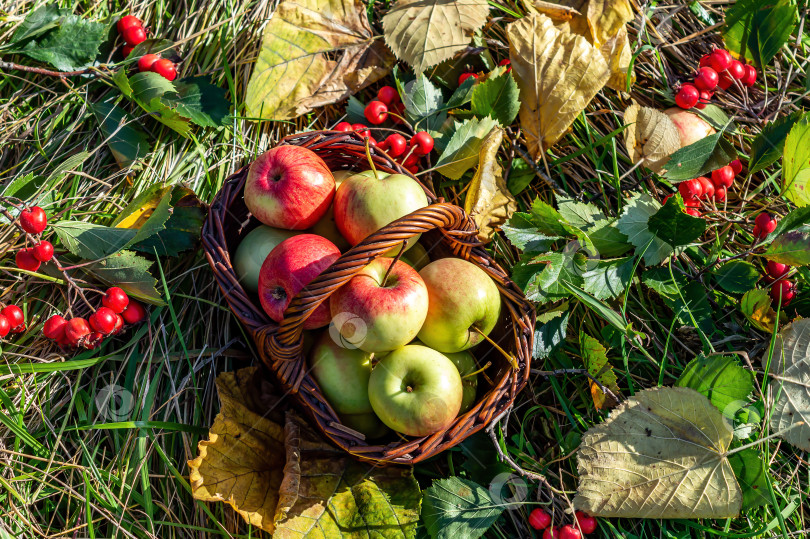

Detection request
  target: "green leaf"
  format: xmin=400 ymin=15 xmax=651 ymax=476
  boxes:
xmin=421 ymin=477 xmax=503 ymax=539
xmin=556 ymin=198 xmax=604 ymax=228
xmin=647 ymin=195 xmax=706 ymax=248
xmin=580 ymin=332 xmax=620 ymax=408
xmin=446 ymin=75 xmax=477 ymax=109
xmin=662 ymin=131 xmax=737 ymax=181
xmin=434 ymin=117 xmax=498 ymax=179
xmin=131 ymin=186 xmax=206 ymax=256
xmin=470 ymin=69 xmax=519 ymax=125
xmin=696 ymin=105 xmax=731 ymax=130
xmin=114 ymin=71 xmax=192 ymax=137
xmin=587 ymin=219 xmax=632 ymax=258
xmin=749 ymin=111 xmax=804 ymax=173
xmin=616 ymin=193 xmax=674 ymax=266
xmin=764 ymin=225 xmax=810 ymax=266
xmin=666 ymin=281 xmax=715 ymax=336
xmin=676 ymin=354 xmax=754 ymax=417
xmin=768 ymin=206 xmax=810 ymax=241
xmin=8 ymin=14 xmax=107 ymax=71
xmin=533 ymin=310 xmax=569 ymax=360
xmin=713 ymin=260 xmax=760 ymax=294
xmin=345 ymin=95 xmax=366 ymax=124
xmin=641 ymin=267 xmax=687 ymax=300
xmin=501 ymin=213 xmax=557 ymax=254
xmin=515 ymin=252 xmax=584 ymax=303
xmin=53 ymin=222 xmax=137 ymax=260
xmin=90 ymin=100 xmax=151 ymax=169
xmin=582 ymin=257 xmax=634 ymax=300
xmin=163 ymin=77 xmax=231 ymax=127
xmin=403 ymin=74 xmax=446 ymax=131
xmin=84 ymin=250 xmax=164 ymax=305
xmin=781 ymin=114 xmax=810 ymax=207
xmin=6 ymin=5 xmax=68 ymax=45
xmin=506 ymin=157 xmax=535 ymax=195
xmin=740 ymin=289 xmax=781 ymax=332
xmin=729 ymin=448 xmax=772 ymax=510
xmin=723 ymin=0 xmax=798 ymax=67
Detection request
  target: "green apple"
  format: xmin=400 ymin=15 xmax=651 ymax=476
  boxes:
xmin=400 ymin=241 xmax=430 ymax=271
xmin=444 ymin=350 xmax=478 ymax=413
xmin=333 ymin=170 xmax=428 ymax=256
xmin=341 ymin=412 xmax=389 ymax=439
xmin=417 ymin=258 xmax=501 ymax=353
xmin=309 ymin=170 xmax=353 ymax=251
xmin=309 ymin=332 xmax=374 ymax=415
xmin=233 ymin=225 xmax=298 ymax=292
xmin=330 ymin=258 xmax=428 ymax=353
xmin=368 ymin=345 xmax=463 ymax=436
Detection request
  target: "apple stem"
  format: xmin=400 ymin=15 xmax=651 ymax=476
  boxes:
xmin=364 ymin=137 xmax=379 ymax=180
xmin=406 ymin=386 xmax=413 ymax=393
xmin=381 ymin=242 xmax=407 ymax=288
xmin=471 ymin=326 xmax=518 ymax=370
xmin=463 ymin=361 xmax=492 ymax=379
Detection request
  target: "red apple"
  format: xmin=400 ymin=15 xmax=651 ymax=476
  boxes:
xmin=244 ymin=145 xmax=335 ymax=230
xmin=308 ymin=170 xmax=353 ymax=251
xmin=330 ymin=258 xmax=429 ymax=353
xmin=258 ymin=234 xmax=340 ymax=329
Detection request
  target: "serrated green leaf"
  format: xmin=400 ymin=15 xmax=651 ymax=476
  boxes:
xmin=616 ymin=193 xmax=674 ymax=266
xmin=53 ymin=222 xmax=137 ymax=260
xmin=345 ymin=95 xmax=366 ymax=124
xmin=516 ymin=252 xmax=584 ymax=303
xmin=723 ymin=0 xmax=797 ymax=67
xmin=764 ymin=225 xmax=810 ymax=266
xmin=8 ymin=14 xmax=107 ymax=71
xmin=666 ymin=280 xmax=715 ymax=336
xmin=647 ymin=195 xmax=706 ymax=248
xmin=729 ymin=448 xmax=772 ymax=510
xmin=676 ymin=354 xmax=754 ymax=417
xmin=505 ymin=157 xmax=535 ymax=195
xmin=556 ymin=198 xmax=603 ymax=228
xmin=163 ymin=77 xmax=231 ymax=127
xmin=421 ymin=477 xmax=503 ymax=539
xmin=781 ymin=114 xmax=810 ymax=207
xmin=501 ymin=213 xmax=557 ymax=254
xmin=533 ymin=310 xmax=569 ymax=360
xmin=7 ymin=4 xmax=68 ymax=45
xmin=696 ymin=105 xmax=731 ymax=130
xmin=713 ymin=260 xmax=760 ymax=294
xmin=470 ymin=69 xmax=519 ymax=125
xmin=582 ymin=257 xmax=634 ymax=300
xmin=662 ymin=131 xmax=737 ymax=181
xmin=131 ymin=187 xmax=206 ymax=256
xmin=587 ymin=219 xmax=632 ymax=258
xmin=434 ymin=117 xmax=498 ymax=179
xmin=115 ymin=71 xmax=192 ymax=136
xmin=749 ymin=111 xmax=804 ymax=173
xmin=446 ymin=76 xmax=477 ymax=109
xmin=641 ymin=267 xmax=687 ymax=299
xmin=84 ymin=250 xmax=164 ymax=305
xmin=740 ymin=289 xmax=781 ymax=332
xmin=90 ymin=100 xmax=151 ymax=169
xmin=767 ymin=206 xmax=810 ymax=242
xmin=403 ymin=74 xmax=447 ymax=131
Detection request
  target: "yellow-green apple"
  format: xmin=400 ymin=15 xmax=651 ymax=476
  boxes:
xmin=234 ymin=225 xmax=298 ymax=292
xmin=400 ymin=241 xmax=430 ymax=271
xmin=444 ymin=349 xmax=478 ymax=413
xmin=330 ymin=258 xmax=428 ymax=353
xmin=309 ymin=332 xmax=373 ymax=414
xmin=309 ymin=170 xmax=353 ymax=251
xmin=333 ymin=170 xmax=428 ymax=255
xmin=244 ymin=145 xmax=335 ymax=230
xmin=417 ymin=258 xmax=501 ymax=352
xmin=258 ymin=234 xmax=340 ymax=329
xmin=341 ymin=412 xmax=389 ymax=439
xmin=368 ymin=345 xmax=463 ymax=436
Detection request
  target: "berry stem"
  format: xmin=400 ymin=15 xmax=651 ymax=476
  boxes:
xmin=0 ymin=61 xmax=102 ymax=78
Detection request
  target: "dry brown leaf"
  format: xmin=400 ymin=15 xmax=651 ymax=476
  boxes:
xmin=507 ymin=13 xmax=610 ymax=156
xmin=463 ymin=127 xmax=516 ymax=241
xmin=581 ymin=0 xmax=633 ymax=45
xmin=623 ymin=103 xmax=682 ymax=173
xmin=382 ymin=0 xmax=490 ymax=74
xmin=601 ymin=26 xmax=634 ymax=91
xmin=531 ymin=0 xmax=581 ymax=20
xmin=244 ymin=0 xmax=394 ymax=120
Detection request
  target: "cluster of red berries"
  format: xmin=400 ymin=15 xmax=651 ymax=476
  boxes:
xmin=764 ymin=259 xmax=796 ymax=307
xmin=15 ymin=206 xmax=54 ymax=272
xmin=457 ymin=59 xmax=511 ymax=86
xmin=665 ymin=159 xmax=742 ymax=217
xmin=0 ymin=305 xmax=26 ymax=339
xmin=753 ymin=211 xmax=777 ymax=239
xmin=528 ymin=509 xmax=597 ymax=538
xmin=43 ymin=287 xmax=147 ymax=350
xmin=363 ymin=85 xmax=405 ymax=126
xmin=675 ymin=48 xmax=757 ymax=110
xmin=119 ymin=15 xmax=178 ymax=81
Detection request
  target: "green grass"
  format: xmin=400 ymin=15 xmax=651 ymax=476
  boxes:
xmin=1 ymin=0 xmax=809 ymax=537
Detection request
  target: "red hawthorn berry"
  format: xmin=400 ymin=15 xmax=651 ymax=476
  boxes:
xmin=1 ymin=305 xmax=24 ymax=333
xmin=151 ymin=58 xmax=177 ymax=81
xmin=683 ymin=195 xmax=700 ymax=208
xmin=755 ymin=212 xmax=777 ymax=234
xmin=334 ymin=121 xmax=353 ymax=132
xmin=498 ymin=58 xmax=512 ymax=72
xmin=121 ymin=300 xmax=147 ymax=324
xmin=43 ymin=315 xmax=68 ymax=341
xmin=767 ymin=260 xmax=790 ymax=280
xmin=718 ymin=71 xmax=734 ymax=90
xmin=675 ymin=83 xmax=700 ymax=109
xmin=405 ymin=164 xmax=419 ymax=175
xmin=728 ymin=60 xmax=745 ymax=79
xmin=84 ymin=332 xmax=105 ymax=350
xmin=730 ymin=159 xmax=743 ymax=175
xmin=574 ymin=512 xmax=598 ymax=534
xmin=458 ymin=72 xmax=478 ymax=86
xmin=65 ymin=318 xmax=91 ymax=345
xmin=138 ymin=53 xmax=161 ymax=72
xmin=0 ymin=315 xmax=9 ymax=338
xmin=698 ymin=54 xmax=712 ymax=67
xmin=16 ymin=249 xmax=41 ymax=272
xmin=694 ymin=67 xmax=719 ymax=92
xmin=770 ymin=279 xmax=795 ymax=306
xmin=20 ymin=206 xmax=47 ymax=234
xmin=410 ymin=131 xmax=434 ymax=155
xmin=364 ymin=100 xmax=388 ymax=125
xmin=102 ymin=287 xmax=130 ymax=314
xmin=697 ymin=176 xmax=714 ymax=199
xmin=32 ymin=241 xmax=54 ymax=262
xmin=351 ymin=123 xmax=370 ymax=137
xmin=90 ymin=307 xmax=118 ymax=335
xmin=543 ymin=527 xmax=559 ymax=539
xmin=112 ymin=314 xmax=125 ymax=335
xmin=708 ymin=49 xmax=733 ymax=72
xmin=529 ymin=509 xmax=552 ymax=530
xmin=558 ymin=525 xmax=582 ymax=539
xmin=377 ymin=86 xmax=400 ymax=106
xmin=383 ymin=134 xmax=407 ymax=157
xmin=662 ymin=194 xmax=673 ymax=205
xmin=679 ymin=178 xmax=704 ymax=199
xmin=123 ymin=45 xmax=135 ymax=57
xmin=402 ymin=153 xmax=419 ymax=167
xmin=117 ymin=15 xmax=142 ymax=34
xmin=714 ymin=185 xmax=727 ymax=202
xmin=122 ymin=25 xmax=147 ymax=46
xmin=711 ymin=165 xmax=735 ymax=188
xmin=741 ymin=64 xmax=757 ymax=87
xmin=696 ymin=90 xmax=712 ymax=109
xmin=685 ymin=208 xmax=702 ymax=217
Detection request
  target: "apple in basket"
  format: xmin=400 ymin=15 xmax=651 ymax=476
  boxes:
xmin=244 ymin=145 xmax=335 ymax=230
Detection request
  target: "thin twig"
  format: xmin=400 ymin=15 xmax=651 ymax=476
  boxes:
xmin=0 ymin=61 xmax=97 ymax=78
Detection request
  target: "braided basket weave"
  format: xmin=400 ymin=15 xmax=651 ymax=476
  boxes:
xmin=202 ymin=130 xmax=535 ymax=464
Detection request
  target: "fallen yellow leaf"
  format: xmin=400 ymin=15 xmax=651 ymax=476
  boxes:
xmin=464 ymin=127 xmax=517 ymax=242
xmin=244 ymin=0 xmax=393 ymax=120
xmin=507 ymin=13 xmax=610 ymax=156
xmin=623 ymin=103 xmax=682 ymax=173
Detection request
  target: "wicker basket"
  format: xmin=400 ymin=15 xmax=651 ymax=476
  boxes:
xmin=202 ymin=131 xmax=535 ymax=464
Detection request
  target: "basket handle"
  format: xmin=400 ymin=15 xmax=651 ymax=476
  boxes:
xmin=264 ymin=202 xmax=475 ymax=362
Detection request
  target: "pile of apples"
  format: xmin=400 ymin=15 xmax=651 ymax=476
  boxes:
xmin=232 ymin=144 xmax=503 ymax=439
